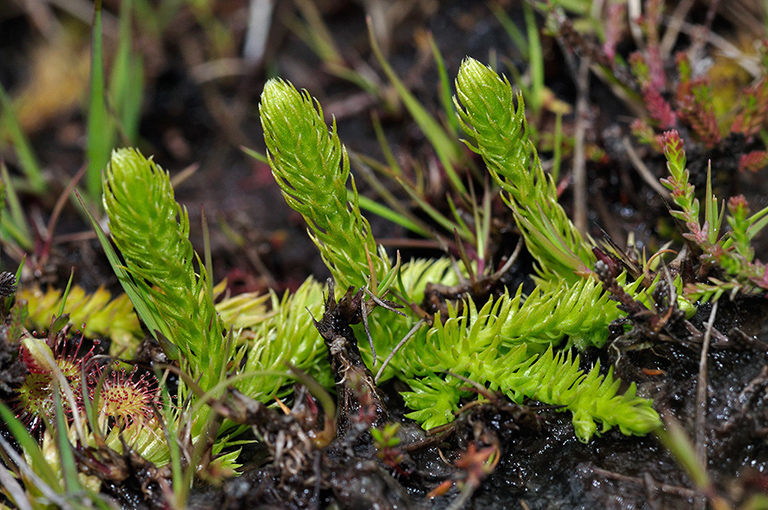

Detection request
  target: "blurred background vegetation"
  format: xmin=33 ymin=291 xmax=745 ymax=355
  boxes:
xmin=1 ymin=0 xmax=766 ymax=296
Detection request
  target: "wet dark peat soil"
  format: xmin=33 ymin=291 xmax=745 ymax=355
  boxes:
xmin=2 ymin=1 xmax=768 ymax=509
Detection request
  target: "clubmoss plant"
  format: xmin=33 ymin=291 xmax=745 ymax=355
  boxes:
xmin=236 ymin=277 xmax=333 ymax=400
xmin=454 ymin=58 xmax=594 ymax=281
xmin=260 ymin=80 xmax=393 ymax=291
xmin=103 ymin=148 xmax=231 ymax=394
xmin=258 ymin=69 xmax=662 ymax=441
xmin=97 ymin=149 xmax=248 ymax=478
xmin=93 ymin=148 xmax=348 ymax=477
xmin=389 ymin=285 xmax=658 ymax=438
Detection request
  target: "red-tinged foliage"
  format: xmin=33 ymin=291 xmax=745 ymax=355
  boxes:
xmin=454 ymin=442 xmax=500 ymax=489
xmin=661 ymin=130 xmax=684 ymax=156
xmin=728 ymin=195 xmax=751 ymax=216
xmin=643 ymin=87 xmax=677 ymax=129
xmin=739 ymin=150 xmax=768 ymax=173
xmin=732 ymin=78 xmax=768 ymax=138
xmin=602 ymin=4 xmax=626 ymax=62
xmin=676 ymin=78 xmax=722 ymax=148
xmin=645 ymin=45 xmax=666 ymax=92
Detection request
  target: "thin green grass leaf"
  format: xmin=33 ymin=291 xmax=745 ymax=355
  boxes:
xmin=325 ymin=62 xmax=384 ymax=98
xmin=704 ymin=165 xmax=724 ymax=244
xmin=202 ymin=208 xmax=214 ymax=303
xmin=370 ymin=112 xmax=403 ymax=175
xmin=357 ymin=194 xmax=431 ymax=238
xmin=368 ymin=21 xmax=466 ymax=194
xmin=56 ymin=270 xmax=75 ymax=318
xmin=158 ymin=385 xmax=186 ymax=509
xmin=0 ymin=402 xmax=62 ymax=490
xmin=352 ymin=153 xmax=434 ymax=237
xmin=524 ymin=1 xmax=545 ymax=113
xmin=1 ymin=162 xmax=32 ymax=250
xmin=80 ymin=364 xmax=101 ymax=438
xmin=446 ymin=193 xmax=475 ymax=245
xmin=86 ymin=0 xmax=113 ymax=202
xmin=552 ymin=111 xmax=564 ymax=182
xmin=53 ymin=391 xmax=83 ymax=494
xmin=0 ymin=84 xmax=45 ymax=193
xmin=746 ymin=205 xmax=768 ymax=240
xmin=120 ymin=59 xmax=144 ymax=142
xmin=655 ymin=417 xmax=711 ymax=490
xmin=491 ymin=3 xmax=528 ymax=56
xmin=109 ymin=0 xmax=132 ymax=117
xmin=552 ymin=0 xmax=590 ymax=15
xmin=396 ymin=176 xmax=473 ymax=241
xmin=478 ymin=181 xmax=492 ymax=262
xmin=427 ymin=31 xmax=461 ymax=136
xmin=109 ymin=0 xmax=143 ymax=144
xmin=241 ymin=146 xmax=269 ymax=164
xmin=0 ymin=216 xmax=30 ymax=252
xmin=288 ymin=0 xmax=343 ymax=66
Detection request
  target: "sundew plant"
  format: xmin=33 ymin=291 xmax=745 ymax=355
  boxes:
xmin=14 ymin=52 xmax=768 ymax=509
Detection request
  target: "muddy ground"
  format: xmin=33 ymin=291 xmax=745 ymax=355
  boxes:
xmin=1 ymin=1 xmax=768 ymax=508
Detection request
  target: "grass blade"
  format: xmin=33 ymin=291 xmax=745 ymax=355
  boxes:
xmin=1 ymin=161 xmax=32 ymax=249
xmin=53 ymin=392 xmax=83 ymax=494
xmin=524 ymin=1 xmax=544 ymax=113
xmin=86 ymin=0 xmax=113 ymax=202
xmin=241 ymin=146 xmax=269 ymax=164
xmin=396 ymin=176 xmax=473 ymax=241
xmin=0 ymin=402 xmax=62 ymax=491
xmin=110 ymin=0 xmax=144 ymax=144
xmin=491 ymin=3 xmax=528 ymax=56
xmin=368 ymin=21 xmax=466 ymax=194
xmin=370 ymin=112 xmax=402 ymax=176
xmin=427 ymin=31 xmax=461 ymax=136
xmin=0 ymin=84 xmax=46 ymax=193
xmin=357 ymin=194 xmax=431 ymax=238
